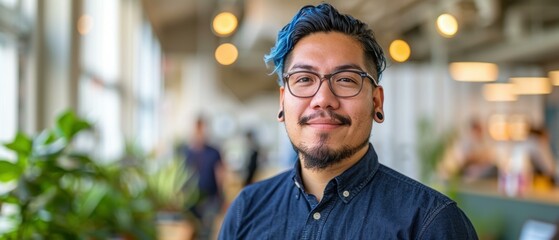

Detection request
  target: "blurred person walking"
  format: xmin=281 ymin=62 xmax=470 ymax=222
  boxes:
xmin=243 ymin=130 xmax=260 ymax=186
xmin=184 ymin=116 xmax=224 ymax=239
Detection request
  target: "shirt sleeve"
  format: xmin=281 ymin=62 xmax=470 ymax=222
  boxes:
xmin=418 ymin=203 xmax=479 ymax=240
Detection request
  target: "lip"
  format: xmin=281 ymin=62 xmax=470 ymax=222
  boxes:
xmin=306 ymin=118 xmax=343 ymax=125
xmin=305 ymin=118 xmax=345 ymax=130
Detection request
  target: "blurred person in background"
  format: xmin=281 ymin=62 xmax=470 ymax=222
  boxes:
xmin=184 ymin=116 xmax=225 ymax=239
xmin=523 ymin=126 xmax=557 ymax=185
xmin=438 ymin=119 xmax=497 ymax=182
xmin=455 ymin=119 xmax=498 ymax=182
xmin=243 ymin=130 xmax=261 ymax=186
xmin=219 ymin=3 xmax=477 ymax=239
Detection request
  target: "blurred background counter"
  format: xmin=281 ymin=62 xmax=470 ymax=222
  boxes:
xmin=455 ymin=179 xmax=559 ymax=240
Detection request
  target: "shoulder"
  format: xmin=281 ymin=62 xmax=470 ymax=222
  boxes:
xmin=202 ymin=145 xmax=221 ymax=158
xmin=374 ymin=165 xmax=478 ymax=239
xmin=206 ymin=144 xmax=220 ymax=153
xmin=376 ymin=164 xmax=453 ymax=203
xmin=226 ymin=169 xmax=294 ymax=218
xmin=219 ymin=169 xmax=294 ymax=238
xmin=226 ymin=169 xmax=293 ymax=212
xmin=239 ymin=169 xmax=293 ymax=198
xmin=418 ymin=203 xmax=478 ymax=239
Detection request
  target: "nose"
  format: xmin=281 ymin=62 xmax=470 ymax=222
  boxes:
xmin=310 ymin=78 xmax=340 ymax=110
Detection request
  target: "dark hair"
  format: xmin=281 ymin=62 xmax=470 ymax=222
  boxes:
xmin=264 ymin=3 xmax=386 ymax=86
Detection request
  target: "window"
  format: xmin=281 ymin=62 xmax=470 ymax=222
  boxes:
xmin=79 ymin=0 xmax=123 ymax=161
xmin=0 ymin=0 xmax=17 ymax=8
xmin=0 ymin=34 xmax=18 ymax=159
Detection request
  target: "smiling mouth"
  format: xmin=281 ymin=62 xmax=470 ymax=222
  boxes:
xmin=298 ymin=110 xmax=351 ymax=126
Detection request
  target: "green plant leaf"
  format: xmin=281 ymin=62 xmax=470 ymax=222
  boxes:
xmin=0 ymin=160 xmax=21 ymax=182
xmin=0 ymin=194 xmax=19 ymax=204
xmin=67 ymin=153 xmax=94 ymax=165
xmin=3 ymin=132 xmax=32 ymax=155
xmin=56 ymin=110 xmax=91 ymax=140
xmin=79 ymin=183 xmax=109 ymax=218
xmin=32 ymin=130 xmax=67 ymax=158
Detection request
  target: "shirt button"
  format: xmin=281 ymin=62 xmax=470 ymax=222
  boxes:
xmin=343 ymin=190 xmax=350 ymax=197
xmin=313 ymin=212 xmax=321 ymax=220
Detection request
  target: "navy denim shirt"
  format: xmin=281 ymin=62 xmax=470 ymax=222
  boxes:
xmin=219 ymin=144 xmax=478 ymax=239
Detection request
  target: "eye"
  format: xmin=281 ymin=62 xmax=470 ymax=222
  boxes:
xmin=333 ymin=72 xmax=360 ymax=86
xmin=336 ymin=77 xmax=357 ymax=83
xmin=289 ymin=72 xmax=317 ymax=86
xmin=296 ymin=76 xmax=313 ymax=83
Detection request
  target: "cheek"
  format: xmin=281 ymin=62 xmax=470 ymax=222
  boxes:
xmin=283 ymin=100 xmax=303 ymax=127
xmin=349 ymin=102 xmax=375 ymax=129
xmin=283 ymin=96 xmax=306 ymax=117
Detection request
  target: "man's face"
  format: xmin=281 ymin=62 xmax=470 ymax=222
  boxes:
xmin=279 ymin=32 xmax=384 ymax=169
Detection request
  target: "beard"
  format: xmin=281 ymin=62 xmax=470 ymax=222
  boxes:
xmin=291 ymin=131 xmax=370 ymax=170
xmin=286 ymin=108 xmax=375 ymax=170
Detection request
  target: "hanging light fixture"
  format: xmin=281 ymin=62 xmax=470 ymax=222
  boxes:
xmin=212 ymin=12 xmax=238 ymax=37
xmin=483 ymin=83 xmax=517 ymax=101
xmin=510 ymin=77 xmax=552 ymax=95
xmin=215 ymin=43 xmax=238 ymax=65
xmin=549 ymin=70 xmax=559 ymax=86
xmin=449 ymin=62 xmax=499 ymax=82
xmin=436 ymin=13 xmax=458 ymax=38
xmin=389 ymin=39 xmax=411 ymax=63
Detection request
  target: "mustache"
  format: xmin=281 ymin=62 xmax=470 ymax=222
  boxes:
xmin=298 ymin=110 xmax=352 ymax=126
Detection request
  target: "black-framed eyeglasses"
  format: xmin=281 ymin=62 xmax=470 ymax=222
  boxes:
xmin=283 ymin=69 xmax=379 ymax=98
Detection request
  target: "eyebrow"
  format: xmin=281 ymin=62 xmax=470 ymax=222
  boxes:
xmin=289 ymin=63 xmax=365 ymax=73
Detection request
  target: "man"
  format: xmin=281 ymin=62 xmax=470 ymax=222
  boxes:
xmin=185 ymin=116 xmax=224 ymax=238
xmin=243 ymin=130 xmax=260 ymax=186
xmin=219 ymin=3 xmax=478 ymax=239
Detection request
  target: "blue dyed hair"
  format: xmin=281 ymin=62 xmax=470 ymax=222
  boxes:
xmin=264 ymin=3 xmax=387 ymax=86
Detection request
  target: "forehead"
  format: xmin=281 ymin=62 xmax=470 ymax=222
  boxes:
xmin=286 ymin=32 xmax=366 ymax=72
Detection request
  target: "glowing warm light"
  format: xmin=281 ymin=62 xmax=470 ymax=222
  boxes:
xmin=508 ymin=115 xmax=528 ymax=141
xmin=212 ymin=12 xmax=238 ymax=36
xmin=449 ymin=62 xmax=498 ymax=82
xmin=489 ymin=114 xmax=509 ymax=141
xmin=215 ymin=43 xmax=238 ymax=65
xmin=483 ymin=83 xmax=517 ymax=101
xmin=436 ymin=13 xmax=458 ymax=37
xmin=389 ymin=39 xmax=411 ymax=63
xmin=510 ymin=77 xmax=552 ymax=95
xmin=77 ymin=14 xmax=93 ymax=35
xmin=549 ymin=71 xmax=559 ymax=86
xmin=488 ymin=114 xmax=529 ymax=141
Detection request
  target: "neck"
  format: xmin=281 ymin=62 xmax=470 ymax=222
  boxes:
xmin=300 ymin=144 xmax=369 ymax=202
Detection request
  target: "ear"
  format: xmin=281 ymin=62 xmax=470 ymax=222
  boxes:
xmin=278 ymin=87 xmax=285 ymax=122
xmin=372 ymin=86 xmax=384 ymax=123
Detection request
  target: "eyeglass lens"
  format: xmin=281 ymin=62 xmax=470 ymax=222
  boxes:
xmin=287 ymin=71 xmax=364 ymax=97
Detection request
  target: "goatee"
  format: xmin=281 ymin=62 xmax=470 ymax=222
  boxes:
xmin=292 ymin=133 xmax=369 ymax=170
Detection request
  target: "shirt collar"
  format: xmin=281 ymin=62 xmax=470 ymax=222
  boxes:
xmin=334 ymin=143 xmax=379 ymax=203
xmin=291 ymin=143 xmax=380 ymax=203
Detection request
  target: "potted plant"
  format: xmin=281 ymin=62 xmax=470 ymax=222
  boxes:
xmin=0 ymin=110 xmax=156 ymax=239
xmin=146 ymin=156 xmax=199 ymax=240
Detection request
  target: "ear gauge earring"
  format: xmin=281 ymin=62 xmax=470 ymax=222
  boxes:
xmin=376 ymin=111 xmax=384 ymax=120
xmin=278 ymin=110 xmax=284 ymax=119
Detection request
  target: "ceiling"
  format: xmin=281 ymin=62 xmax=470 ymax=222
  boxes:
xmin=143 ymin=0 xmax=559 ymax=102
